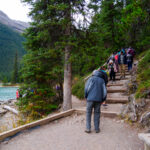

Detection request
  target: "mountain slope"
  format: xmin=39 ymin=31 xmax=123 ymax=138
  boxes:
xmin=0 ymin=10 xmax=29 ymax=33
xmin=0 ymin=22 xmax=26 ymax=80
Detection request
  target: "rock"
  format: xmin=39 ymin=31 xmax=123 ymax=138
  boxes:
xmin=7 ymin=99 xmax=12 ymax=103
xmin=120 ymin=120 xmax=124 ymax=123
xmin=120 ymin=94 xmax=138 ymax=122
xmin=0 ymin=107 xmax=8 ymax=116
xmin=136 ymin=99 xmax=146 ymax=108
xmin=140 ymin=112 xmax=150 ymax=127
xmin=120 ymin=104 xmax=129 ymax=118
xmin=128 ymin=112 xmax=137 ymax=122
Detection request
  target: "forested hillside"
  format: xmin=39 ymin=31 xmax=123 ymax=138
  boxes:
xmin=0 ymin=22 xmax=26 ymax=81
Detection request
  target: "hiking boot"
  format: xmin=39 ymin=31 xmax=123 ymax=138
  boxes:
xmin=85 ymin=129 xmax=91 ymax=133
xmin=95 ymin=129 xmax=100 ymax=133
xmin=102 ymin=104 xmax=108 ymax=107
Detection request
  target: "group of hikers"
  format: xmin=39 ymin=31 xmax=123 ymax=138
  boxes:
xmin=107 ymin=47 xmax=135 ymax=82
xmin=84 ymin=47 xmax=136 ymax=133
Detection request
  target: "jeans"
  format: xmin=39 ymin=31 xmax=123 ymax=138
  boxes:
xmin=86 ymin=101 xmax=101 ymax=131
xmin=110 ymin=71 xmax=116 ymax=81
xmin=127 ymin=61 xmax=132 ymax=71
xmin=119 ymin=64 xmax=125 ymax=77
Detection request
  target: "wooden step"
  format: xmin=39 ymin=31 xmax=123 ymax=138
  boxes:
xmin=107 ymin=84 xmax=123 ymax=87
xmin=115 ymin=77 xmax=129 ymax=81
xmin=115 ymin=75 xmax=130 ymax=80
xmin=101 ymin=104 xmax=123 ymax=117
xmin=106 ymin=98 xmax=128 ymax=104
xmin=107 ymin=80 xmax=127 ymax=86
xmin=116 ymin=73 xmax=130 ymax=76
xmin=75 ymin=104 xmax=123 ymax=118
xmin=107 ymin=86 xmax=126 ymax=93
xmin=107 ymin=93 xmax=128 ymax=99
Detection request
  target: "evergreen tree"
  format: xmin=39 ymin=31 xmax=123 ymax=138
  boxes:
xmin=88 ymin=0 xmax=123 ymax=51
xmin=20 ymin=0 xmax=87 ymax=116
xmin=120 ymin=0 xmax=150 ymax=51
xmin=11 ymin=51 xmax=18 ymax=84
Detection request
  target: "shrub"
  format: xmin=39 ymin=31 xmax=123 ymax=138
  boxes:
xmin=72 ymin=76 xmax=85 ymax=99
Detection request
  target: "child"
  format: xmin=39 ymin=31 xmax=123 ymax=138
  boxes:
xmin=108 ymin=60 xmax=117 ymax=82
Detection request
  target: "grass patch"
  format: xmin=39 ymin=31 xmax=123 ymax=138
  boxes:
xmin=136 ymin=49 xmax=150 ymax=98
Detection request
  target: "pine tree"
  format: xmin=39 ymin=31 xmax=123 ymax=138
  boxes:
xmin=20 ymin=0 xmax=87 ymax=116
xmin=11 ymin=51 xmax=18 ymax=84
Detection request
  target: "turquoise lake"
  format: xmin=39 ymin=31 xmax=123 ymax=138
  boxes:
xmin=0 ymin=87 xmax=18 ymax=101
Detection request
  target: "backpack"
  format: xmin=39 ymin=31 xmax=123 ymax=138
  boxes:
xmin=127 ymin=54 xmax=132 ymax=62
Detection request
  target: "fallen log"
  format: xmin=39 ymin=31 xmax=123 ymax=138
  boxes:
xmin=3 ymin=105 xmax=19 ymax=115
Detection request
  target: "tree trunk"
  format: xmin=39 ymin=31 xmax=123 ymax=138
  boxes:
xmin=123 ymin=0 xmax=126 ymax=8
xmin=63 ymin=45 xmax=72 ymax=111
xmin=63 ymin=2 xmax=72 ymax=111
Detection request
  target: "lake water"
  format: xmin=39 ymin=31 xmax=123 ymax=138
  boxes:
xmin=0 ymin=87 xmax=18 ymax=101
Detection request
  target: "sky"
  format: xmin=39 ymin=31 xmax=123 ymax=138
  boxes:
xmin=0 ymin=0 xmax=31 ymax=22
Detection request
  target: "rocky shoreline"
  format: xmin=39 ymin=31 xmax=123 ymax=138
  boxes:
xmin=0 ymin=99 xmax=20 ymax=133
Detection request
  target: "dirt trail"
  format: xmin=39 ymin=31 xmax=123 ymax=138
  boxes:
xmin=0 ymin=114 xmax=143 ymax=150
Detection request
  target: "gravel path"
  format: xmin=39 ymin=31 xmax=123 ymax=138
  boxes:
xmin=0 ymin=113 xmax=143 ymax=150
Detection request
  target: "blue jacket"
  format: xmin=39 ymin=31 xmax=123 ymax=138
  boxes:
xmin=84 ymin=71 xmax=107 ymax=102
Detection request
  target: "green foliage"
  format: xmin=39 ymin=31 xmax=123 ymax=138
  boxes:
xmin=0 ymin=23 xmax=25 ymax=81
xmin=72 ymin=76 xmax=85 ymax=99
xmin=136 ymin=49 xmax=150 ymax=98
xmin=11 ymin=51 xmax=19 ymax=83
xmin=120 ymin=0 xmax=150 ymax=51
xmin=20 ymin=0 xmax=88 ymax=117
xmin=2 ymin=76 xmax=8 ymax=86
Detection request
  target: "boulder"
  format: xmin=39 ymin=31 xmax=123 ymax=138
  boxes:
xmin=140 ymin=112 xmax=150 ymax=127
xmin=120 ymin=94 xmax=137 ymax=121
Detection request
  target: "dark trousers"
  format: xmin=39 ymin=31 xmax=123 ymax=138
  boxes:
xmin=110 ymin=71 xmax=116 ymax=81
xmin=86 ymin=101 xmax=101 ymax=131
xmin=127 ymin=61 xmax=132 ymax=71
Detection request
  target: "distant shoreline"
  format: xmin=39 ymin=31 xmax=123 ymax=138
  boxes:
xmin=0 ymin=83 xmax=20 ymax=88
xmin=0 ymin=85 xmax=19 ymax=88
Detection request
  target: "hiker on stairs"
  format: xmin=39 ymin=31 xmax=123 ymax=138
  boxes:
xmin=126 ymin=52 xmax=133 ymax=72
xmin=98 ymin=66 xmax=108 ymax=85
xmin=108 ymin=60 xmax=117 ymax=83
xmin=118 ymin=51 xmax=127 ymax=79
xmin=98 ymin=66 xmax=108 ymax=107
xmin=84 ymin=70 xmax=107 ymax=133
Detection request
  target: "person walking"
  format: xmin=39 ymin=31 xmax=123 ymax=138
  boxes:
xmin=108 ymin=60 xmax=117 ymax=82
xmin=98 ymin=66 xmax=108 ymax=107
xmin=118 ymin=51 xmax=127 ymax=79
xmin=84 ymin=70 xmax=107 ymax=133
xmin=98 ymin=66 xmax=108 ymax=85
xmin=126 ymin=52 xmax=133 ymax=72
xmin=114 ymin=52 xmax=119 ymax=72
xmin=16 ymin=89 xmax=19 ymax=99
